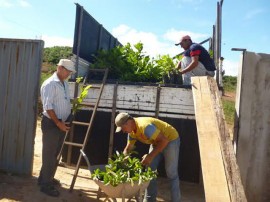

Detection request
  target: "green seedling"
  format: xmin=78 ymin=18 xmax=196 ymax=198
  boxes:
xmin=92 ymin=151 xmax=157 ymax=187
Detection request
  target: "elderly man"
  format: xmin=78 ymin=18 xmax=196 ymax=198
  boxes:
xmin=38 ymin=59 xmax=76 ymax=197
xmin=115 ymin=112 xmax=181 ymax=202
xmin=175 ymin=35 xmax=216 ymax=85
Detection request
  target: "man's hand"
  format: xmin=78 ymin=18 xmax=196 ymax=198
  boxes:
xmin=175 ymin=61 xmax=181 ymax=71
xmin=142 ymin=133 xmax=169 ymax=166
xmin=141 ymin=154 xmax=153 ymax=166
xmin=57 ymin=121 xmax=70 ymax=132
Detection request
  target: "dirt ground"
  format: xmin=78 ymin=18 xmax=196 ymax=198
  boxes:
xmin=0 ymin=120 xmax=205 ymax=202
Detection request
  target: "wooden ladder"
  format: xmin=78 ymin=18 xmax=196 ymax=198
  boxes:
xmin=56 ymin=68 xmax=109 ymax=192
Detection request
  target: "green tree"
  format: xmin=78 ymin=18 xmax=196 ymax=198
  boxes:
xmin=43 ymin=46 xmax=72 ymax=64
xmin=90 ymin=42 xmax=162 ymax=83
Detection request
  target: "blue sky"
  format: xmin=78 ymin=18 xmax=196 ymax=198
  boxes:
xmin=0 ymin=0 xmax=269 ymax=76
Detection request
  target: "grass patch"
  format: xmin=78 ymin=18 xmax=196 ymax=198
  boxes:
xmin=221 ymin=99 xmax=235 ymax=126
xmin=223 ymin=75 xmax=237 ymax=92
xmin=221 ymin=75 xmax=237 ymax=130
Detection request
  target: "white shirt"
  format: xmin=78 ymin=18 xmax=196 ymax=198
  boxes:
xmin=41 ymin=72 xmax=72 ymax=121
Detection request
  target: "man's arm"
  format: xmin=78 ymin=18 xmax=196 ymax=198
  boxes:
xmin=141 ymin=132 xmax=169 ymax=166
xmin=181 ymin=55 xmax=199 ymax=74
xmin=123 ymin=141 xmax=135 ymax=155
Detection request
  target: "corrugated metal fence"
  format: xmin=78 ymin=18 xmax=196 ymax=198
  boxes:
xmin=0 ymin=38 xmax=44 ymax=175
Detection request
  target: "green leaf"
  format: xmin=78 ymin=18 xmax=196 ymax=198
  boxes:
xmin=91 ymin=151 xmax=157 ymax=187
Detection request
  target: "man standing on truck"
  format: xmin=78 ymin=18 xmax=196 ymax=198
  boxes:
xmin=38 ymin=59 xmax=75 ymax=197
xmin=115 ymin=112 xmax=181 ymax=202
xmin=175 ymin=35 xmax=216 ymax=85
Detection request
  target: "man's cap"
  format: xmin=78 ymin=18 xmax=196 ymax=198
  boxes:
xmin=115 ymin=112 xmax=131 ymax=133
xmin=57 ymin=59 xmax=76 ymax=73
xmin=175 ymin=35 xmax=191 ymax=46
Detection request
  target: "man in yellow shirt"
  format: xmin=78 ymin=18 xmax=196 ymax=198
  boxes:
xmin=115 ymin=112 xmax=181 ymax=202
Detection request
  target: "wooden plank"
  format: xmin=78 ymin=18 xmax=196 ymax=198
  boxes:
xmin=207 ymin=77 xmax=247 ymax=202
xmin=191 ymin=76 xmax=231 ymax=202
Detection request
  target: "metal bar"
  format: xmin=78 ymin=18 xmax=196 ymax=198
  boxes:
xmin=216 ymin=1 xmax=220 ymax=86
xmin=218 ymin=2 xmax=223 ymax=87
xmin=155 ymin=85 xmax=161 ymax=118
xmin=212 ymin=25 xmax=216 ymax=66
xmin=108 ymin=83 xmax=118 ymax=158
xmin=97 ymin=24 xmax=103 ymax=50
xmin=73 ymin=4 xmax=84 ymax=99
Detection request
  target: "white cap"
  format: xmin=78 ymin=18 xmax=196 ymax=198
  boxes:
xmin=57 ymin=59 xmax=76 ymax=73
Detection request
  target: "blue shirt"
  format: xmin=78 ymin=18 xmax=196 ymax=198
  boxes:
xmin=184 ymin=43 xmax=216 ymax=71
xmin=41 ymin=72 xmax=72 ymax=121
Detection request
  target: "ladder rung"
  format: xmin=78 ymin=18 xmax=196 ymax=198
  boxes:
xmin=83 ymin=85 xmax=101 ymax=89
xmin=72 ymin=121 xmax=90 ymax=126
xmin=79 ymin=102 xmax=95 ymax=107
xmin=64 ymin=142 xmax=83 ymax=147
xmin=91 ymin=86 xmax=101 ymax=89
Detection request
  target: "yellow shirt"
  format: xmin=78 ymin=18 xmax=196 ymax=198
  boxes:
xmin=128 ymin=117 xmax=179 ymax=145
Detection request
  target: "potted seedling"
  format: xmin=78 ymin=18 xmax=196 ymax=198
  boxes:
xmin=91 ymin=151 xmax=157 ymax=198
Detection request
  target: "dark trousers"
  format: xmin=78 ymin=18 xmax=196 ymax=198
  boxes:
xmin=38 ymin=116 xmax=65 ymax=185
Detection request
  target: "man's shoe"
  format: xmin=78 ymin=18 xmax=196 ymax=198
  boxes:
xmin=38 ymin=178 xmax=61 ymax=186
xmin=52 ymin=178 xmax=61 ymax=186
xmin=40 ymin=185 xmax=59 ymax=197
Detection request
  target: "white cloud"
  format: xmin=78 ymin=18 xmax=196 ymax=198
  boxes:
xmin=112 ymin=24 xmax=173 ymax=57
xmin=222 ymin=59 xmax=239 ymax=76
xmin=0 ymin=0 xmax=31 ymax=8
xmin=42 ymin=35 xmax=73 ymax=48
xmin=0 ymin=0 xmax=13 ymax=7
xmin=170 ymin=0 xmax=204 ymax=8
xmin=0 ymin=18 xmax=13 ymax=29
xmin=112 ymin=24 xmax=210 ymax=59
xmin=163 ymin=28 xmax=209 ymax=43
xmin=245 ymin=8 xmax=264 ymax=20
xmin=18 ymin=0 xmax=31 ymax=7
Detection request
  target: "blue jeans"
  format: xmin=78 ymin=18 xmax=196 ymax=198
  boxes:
xmin=144 ymin=137 xmax=181 ymax=202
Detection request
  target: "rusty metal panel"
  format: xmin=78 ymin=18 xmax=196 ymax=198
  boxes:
xmin=0 ymin=38 xmax=44 ymax=175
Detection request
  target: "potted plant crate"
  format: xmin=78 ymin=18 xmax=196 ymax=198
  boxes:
xmin=91 ymin=151 xmax=157 ymax=199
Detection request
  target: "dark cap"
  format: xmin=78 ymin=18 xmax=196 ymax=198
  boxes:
xmin=115 ymin=112 xmax=131 ymax=132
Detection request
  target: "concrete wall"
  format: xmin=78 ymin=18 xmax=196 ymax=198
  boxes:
xmin=235 ymin=51 xmax=270 ymax=202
